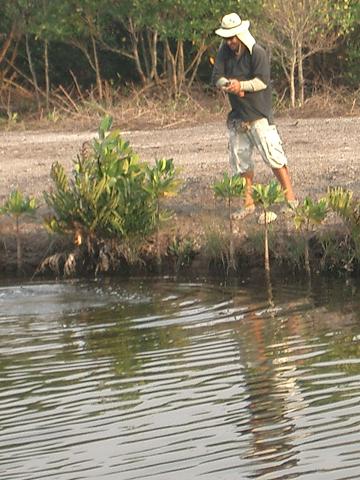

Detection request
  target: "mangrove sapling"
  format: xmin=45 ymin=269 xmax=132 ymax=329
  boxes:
xmin=293 ymin=197 xmax=328 ymax=276
xmin=203 ymin=223 xmax=232 ymax=271
xmin=326 ymin=187 xmax=360 ymax=265
xmin=168 ymin=236 xmax=196 ymax=272
xmin=252 ymin=181 xmax=285 ymax=273
xmin=0 ymin=190 xmax=38 ymax=273
xmin=144 ymin=158 xmax=181 ymax=267
xmin=44 ymin=116 xmax=179 ymax=275
xmin=213 ymin=173 xmax=246 ymax=270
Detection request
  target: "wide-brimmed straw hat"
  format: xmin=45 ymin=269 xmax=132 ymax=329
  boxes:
xmin=215 ymin=13 xmax=250 ymax=38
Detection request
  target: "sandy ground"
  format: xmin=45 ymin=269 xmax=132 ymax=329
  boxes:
xmin=0 ymin=115 xmax=359 ymax=247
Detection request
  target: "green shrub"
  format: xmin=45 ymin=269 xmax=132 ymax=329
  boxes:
xmin=326 ymin=186 xmax=360 ymax=265
xmin=44 ymin=116 xmax=179 ymax=252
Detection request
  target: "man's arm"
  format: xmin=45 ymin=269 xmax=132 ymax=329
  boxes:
xmin=226 ymin=45 xmax=269 ymax=96
xmin=211 ymin=43 xmax=227 ymax=87
xmin=239 ymin=77 xmax=267 ymax=92
xmin=226 ymin=76 xmax=266 ymax=96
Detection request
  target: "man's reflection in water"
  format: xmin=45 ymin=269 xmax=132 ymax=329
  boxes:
xmin=229 ymin=290 xmax=309 ymax=476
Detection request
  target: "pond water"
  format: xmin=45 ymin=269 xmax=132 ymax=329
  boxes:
xmin=1 ymin=275 xmax=360 ymax=480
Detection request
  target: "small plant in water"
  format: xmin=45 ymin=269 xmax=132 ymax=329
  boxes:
xmin=0 ymin=190 xmax=38 ymax=273
xmin=252 ymin=181 xmax=285 ymax=273
xmin=144 ymin=158 xmax=181 ymax=267
xmin=213 ymin=173 xmax=246 ymax=270
xmin=293 ymin=197 xmax=328 ymax=275
xmin=203 ymin=223 xmax=233 ymax=272
xmin=326 ymin=186 xmax=360 ymax=263
xmin=168 ymin=236 xmax=196 ymax=272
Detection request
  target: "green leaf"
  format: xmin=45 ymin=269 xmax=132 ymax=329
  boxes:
xmin=252 ymin=180 xmax=285 ymax=209
xmin=99 ymin=115 xmax=113 ymax=140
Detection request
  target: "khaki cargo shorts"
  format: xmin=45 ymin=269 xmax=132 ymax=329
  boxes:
xmin=227 ymin=117 xmax=288 ymax=174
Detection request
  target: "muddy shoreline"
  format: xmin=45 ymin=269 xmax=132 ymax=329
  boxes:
xmin=0 ymin=116 xmax=359 ymax=277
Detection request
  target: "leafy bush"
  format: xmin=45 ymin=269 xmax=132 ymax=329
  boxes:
xmin=326 ymin=186 xmax=360 ymax=267
xmin=44 ymin=116 xmax=179 ymax=251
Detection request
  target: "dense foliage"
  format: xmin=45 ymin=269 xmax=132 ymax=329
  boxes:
xmin=44 ymin=116 xmax=179 ymax=249
xmin=0 ymin=0 xmax=359 ymax=117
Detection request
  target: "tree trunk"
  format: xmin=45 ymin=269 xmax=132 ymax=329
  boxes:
xmin=0 ymin=21 xmax=17 ymax=67
xmin=264 ymin=213 xmax=270 ymax=273
xmin=186 ymin=41 xmax=207 ymax=88
xmin=156 ymin=200 xmax=161 ymax=270
xmin=16 ymin=217 xmax=22 ymax=273
xmin=1 ymin=41 xmax=19 ymax=88
xmin=297 ymin=42 xmax=305 ymax=107
xmin=289 ymin=50 xmax=297 ymax=108
xmin=228 ymin=197 xmax=235 ymax=271
xmin=164 ymin=39 xmax=177 ymax=95
xmin=91 ymin=34 xmax=103 ymax=100
xmin=147 ymin=30 xmax=159 ymax=82
xmin=25 ymin=34 xmax=41 ymax=112
xmin=44 ymin=40 xmax=50 ymax=112
xmin=128 ymin=18 xmax=146 ymax=85
xmin=304 ymin=235 xmax=311 ymax=276
xmin=228 ymin=198 xmax=233 ymax=237
xmin=265 ymin=268 xmax=274 ymax=308
xmin=176 ymin=40 xmax=185 ymax=92
xmin=140 ymin=31 xmax=150 ymax=78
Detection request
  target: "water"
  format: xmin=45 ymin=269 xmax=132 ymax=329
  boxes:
xmin=1 ymin=276 xmax=360 ymax=480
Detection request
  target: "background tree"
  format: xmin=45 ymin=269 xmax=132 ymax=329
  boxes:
xmin=261 ymin=0 xmax=353 ymax=107
xmin=0 ymin=1 xmax=24 ymax=115
xmin=1 ymin=0 xmax=360 ymax=115
xmin=47 ymin=0 xmax=106 ymax=100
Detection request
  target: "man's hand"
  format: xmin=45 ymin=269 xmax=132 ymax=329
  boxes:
xmin=225 ymin=79 xmax=245 ymax=97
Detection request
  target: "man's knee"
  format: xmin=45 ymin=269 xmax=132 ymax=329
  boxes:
xmin=252 ymin=121 xmax=288 ymax=169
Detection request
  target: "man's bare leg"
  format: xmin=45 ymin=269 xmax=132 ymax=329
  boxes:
xmin=231 ymin=170 xmax=255 ymax=220
xmin=272 ymin=166 xmax=296 ymax=202
xmin=243 ymin=170 xmax=255 ymax=207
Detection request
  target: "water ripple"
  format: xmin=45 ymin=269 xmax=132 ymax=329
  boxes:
xmin=1 ymin=278 xmax=360 ymax=479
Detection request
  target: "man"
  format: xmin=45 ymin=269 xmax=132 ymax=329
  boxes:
xmin=212 ymin=13 xmax=297 ymax=221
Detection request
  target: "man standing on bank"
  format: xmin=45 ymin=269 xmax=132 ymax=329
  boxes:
xmin=212 ymin=12 xmax=297 ymax=222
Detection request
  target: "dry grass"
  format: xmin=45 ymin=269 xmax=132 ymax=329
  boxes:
xmin=0 ymin=81 xmax=228 ymax=131
xmin=1 ymin=80 xmax=360 ymax=133
xmin=281 ymin=84 xmax=360 ymax=118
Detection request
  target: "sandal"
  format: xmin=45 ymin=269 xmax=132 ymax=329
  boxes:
xmin=231 ymin=204 xmax=256 ymax=221
xmin=258 ymin=211 xmax=277 ymax=225
xmin=280 ymin=200 xmax=299 ymax=216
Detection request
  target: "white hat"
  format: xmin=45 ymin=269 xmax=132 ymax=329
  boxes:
xmin=215 ymin=13 xmax=250 ymax=38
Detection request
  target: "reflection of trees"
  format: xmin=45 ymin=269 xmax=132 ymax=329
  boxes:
xmin=0 ymin=281 xmax=194 ymax=423
xmin=72 ymin=283 xmax=192 ymax=404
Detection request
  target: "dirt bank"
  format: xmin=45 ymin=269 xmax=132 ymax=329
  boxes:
xmin=1 ymin=116 xmax=359 ymax=204
xmin=0 ymin=115 xmax=359 ymax=274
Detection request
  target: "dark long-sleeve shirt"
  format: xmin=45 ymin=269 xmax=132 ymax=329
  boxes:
xmin=211 ymin=42 xmax=273 ymax=123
